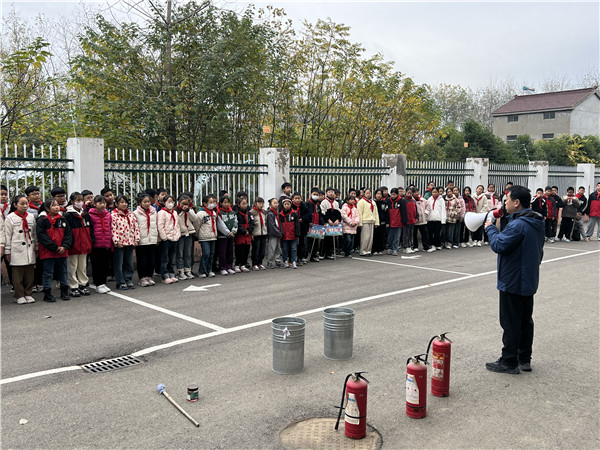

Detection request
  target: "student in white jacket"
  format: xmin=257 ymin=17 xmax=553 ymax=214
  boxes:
xmin=427 ymin=188 xmax=446 ymax=250
xmin=133 ymin=193 xmax=158 ymax=287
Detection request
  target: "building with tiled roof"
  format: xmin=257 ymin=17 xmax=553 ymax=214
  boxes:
xmin=492 ymin=87 xmax=599 ymax=143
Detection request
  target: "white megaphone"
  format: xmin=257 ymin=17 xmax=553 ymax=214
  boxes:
xmin=464 ymin=209 xmax=504 ymax=232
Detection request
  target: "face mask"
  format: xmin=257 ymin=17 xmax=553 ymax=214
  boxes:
xmin=207 ymin=203 xmax=217 ymax=210
xmin=165 ymin=202 xmax=175 ymax=209
xmin=74 ymin=202 xmax=84 ymax=209
xmin=311 ymin=195 xmax=318 ymax=201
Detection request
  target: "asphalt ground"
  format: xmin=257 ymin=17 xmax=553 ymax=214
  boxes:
xmin=1 ymin=240 xmax=599 ymax=449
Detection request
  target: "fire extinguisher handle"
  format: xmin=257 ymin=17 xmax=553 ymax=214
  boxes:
xmin=439 ymin=332 xmax=452 ymax=343
xmin=354 ymin=371 xmax=369 ymax=384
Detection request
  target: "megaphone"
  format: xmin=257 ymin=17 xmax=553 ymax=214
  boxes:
xmin=464 ymin=209 xmax=504 ymax=232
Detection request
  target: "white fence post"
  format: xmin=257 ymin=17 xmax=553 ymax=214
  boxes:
xmin=67 ymin=138 xmax=105 ymax=195
xmin=576 ymin=163 xmax=596 ymax=195
xmin=258 ymin=147 xmax=290 ymax=200
xmin=465 ymin=158 xmax=488 ymax=189
xmin=528 ymin=161 xmax=549 ymax=192
xmin=381 ymin=153 xmax=406 ymax=189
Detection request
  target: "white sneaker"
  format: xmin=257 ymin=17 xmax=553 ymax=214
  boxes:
xmin=436 ymin=246 xmax=442 ymax=250
xmin=460 ymin=243 xmax=467 ymax=248
xmin=292 ymin=262 xmax=297 ymax=269
xmin=16 ymin=297 xmax=27 ymax=304
xmin=241 ymin=266 xmax=250 ymax=273
xmin=259 ymin=265 xmax=267 ymax=270
xmin=96 ymin=284 xmax=108 ymax=294
xmin=413 ymin=248 xmax=420 ymax=252
xmin=427 ymin=248 xmax=436 ymax=253
xmin=452 ymin=245 xmax=459 ymax=249
xmin=147 ymin=278 xmax=156 ymax=286
xmin=138 ymin=278 xmax=150 ymax=287
xmin=208 ymin=272 xmax=216 ymax=278
xmin=162 ymin=278 xmax=174 ymax=284
xmin=476 ymin=241 xmax=482 ymax=247
xmin=284 ymin=262 xmax=290 ymax=268
xmin=220 ymin=270 xmax=229 ymax=276
xmin=467 ymin=241 xmax=474 ymax=247
xmin=227 ymin=269 xmax=236 ymax=275
xmin=405 ymin=248 xmax=414 ymax=254
xmin=445 ymin=244 xmax=452 ymax=249
xmin=234 ymin=266 xmax=241 ymax=273
xmin=252 ymin=265 xmax=260 ymax=271
xmin=200 ymin=273 xmax=207 ymax=278
xmin=177 ymin=273 xmax=188 ymax=280
xmin=25 ymin=296 xmax=36 ymax=303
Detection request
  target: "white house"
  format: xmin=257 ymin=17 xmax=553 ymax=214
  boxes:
xmin=492 ymin=87 xmax=600 ymax=143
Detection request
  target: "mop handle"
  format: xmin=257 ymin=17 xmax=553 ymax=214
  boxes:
xmin=162 ymin=390 xmax=200 ymax=427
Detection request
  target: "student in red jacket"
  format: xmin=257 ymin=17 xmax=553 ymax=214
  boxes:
xmin=279 ymin=198 xmax=300 ymax=268
xmin=585 ymin=182 xmax=600 ymax=240
xmin=400 ymin=188 xmax=419 ymax=253
xmin=36 ymin=198 xmax=73 ymax=302
xmin=65 ymin=192 xmax=94 ymax=297
xmin=88 ymin=195 xmax=113 ymax=294
xmin=387 ymin=188 xmax=402 ymax=255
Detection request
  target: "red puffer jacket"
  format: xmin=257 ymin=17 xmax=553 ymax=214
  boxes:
xmin=389 ymin=197 xmax=402 ymax=227
xmin=587 ymin=191 xmax=600 ymax=217
xmin=279 ymin=209 xmax=300 ymax=240
xmin=65 ymin=206 xmax=94 ymax=255
xmin=36 ymin=211 xmax=73 ymax=259
xmin=88 ymin=208 xmax=113 ymax=248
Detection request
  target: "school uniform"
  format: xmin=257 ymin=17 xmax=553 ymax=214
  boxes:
xmin=373 ymin=199 xmax=389 ymax=253
xmin=400 ymin=196 xmax=419 ymax=249
xmin=133 ymin=205 xmax=158 ymax=280
xmin=234 ymin=207 xmax=254 ymax=270
xmin=111 ymin=209 xmax=140 ymax=287
xmin=176 ymin=207 xmax=197 ymax=276
xmin=444 ymin=195 xmax=461 ymax=247
xmin=5 ymin=211 xmax=37 ymax=300
xmin=157 ymin=207 xmax=180 ymax=280
xmin=472 ymin=193 xmax=489 ymax=242
xmin=544 ymin=195 xmax=557 ymax=240
xmin=305 ymin=198 xmax=323 ymax=260
xmin=357 ymin=198 xmax=379 ymax=255
xmin=461 ymin=195 xmax=476 ymax=244
xmin=88 ymin=208 xmax=113 ymax=287
xmin=1 ymin=202 xmax=13 ymax=287
xmin=196 ymin=207 xmax=219 ymax=276
xmin=27 ymin=201 xmax=43 ymax=288
xmin=387 ymin=196 xmax=402 ymax=253
xmin=65 ymin=206 xmax=94 ymax=292
xmin=320 ymin=198 xmax=342 ymax=258
xmin=557 ymin=195 xmax=580 ymax=240
xmin=279 ymin=208 xmax=300 ymax=265
xmin=292 ymin=201 xmax=309 ymax=262
xmin=265 ymin=207 xmax=282 ymax=269
xmin=216 ymin=207 xmax=238 ymax=271
xmin=341 ymin=203 xmax=359 ymax=257
xmin=412 ymin=195 xmax=431 ymax=251
xmin=36 ymin=211 xmax=73 ymax=297
xmin=250 ymin=206 xmax=267 ymax=267
xmin=426 ymin=195 xmax=446 ymax=249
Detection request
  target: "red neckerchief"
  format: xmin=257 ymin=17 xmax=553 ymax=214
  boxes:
xmin=346 ymin=203 xmax=355 ymax=210
xmin=446 ymin=196 xmax=453 ymax=210
xmin=73 ymin=208 xmax=86 ymax=228
xmin=391 ymin=196 xmax=401 ymax=208
xmin=382 ymin=195 xmax=389 ymax=201
xmin=117 ymin=209 xmax=132 ymax=228
xmin=292 ymin=202 xmax=301 ymax=214
xmin=144 ymin=208 xmax=151 ymax=233
xmin=238 ymin=208 xmax=250 ymax=229
xmin=28 ymin=201 xmax=40 ymax=210
xmin=269 ymin=207 xmax=279 ymax=227
xmin=537 ymin=196 xmax=544 ymax=209
xmin=280 ymin=208 xmax=293 ymax=221
xmin=15 ymin=211 xmax=31 ymax=241
xmin=432 ymin=196 xmax=439 ymax=210
xmin=203 ymin=207 xmax=216 ymax=233
xmin=253 ymin=206 xmax=264 ymax=228
xmin=475 ymin=194 xmax=483 ymax=206
xmin=178 ymin=206 xmax=189 ymax=227
xmin=326 ymin=198 xmax=335 ymax=211
xmin=575 ymin=193 xmax=583 ymax=199
xmin=163 ymin=208 xmax=176 ymax=227
xmin=1 ymin=202 xmax=8 ymax=219
xmin=487 ymin=193 xmax=497 ymax=206
xmin=363 ymin=198 xmax=374 ymax=212
xmin=46 ymin=213 xmax=60 ymax=242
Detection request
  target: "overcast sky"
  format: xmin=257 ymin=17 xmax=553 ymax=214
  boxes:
xmin=3 ymin=0 xmax=599 ymax=90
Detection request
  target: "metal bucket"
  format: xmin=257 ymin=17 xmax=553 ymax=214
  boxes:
xmin=272 ymin=317 xmax=306 ymax=374
xmin=323 ymin=307 xmax=355 ymax=360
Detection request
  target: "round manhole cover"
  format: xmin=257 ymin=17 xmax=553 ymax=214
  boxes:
xmin=280 ymin=418 xmax=382 ymax=450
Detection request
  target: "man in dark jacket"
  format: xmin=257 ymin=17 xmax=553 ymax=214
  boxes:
xmin=485 ymin=185 xmax=544 ymax=374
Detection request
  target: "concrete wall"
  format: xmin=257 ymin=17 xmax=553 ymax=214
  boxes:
xmin=492 ymin=110 xmax=571 ymax=142
xmin=570 ymin=95 xmax=600 ymax=137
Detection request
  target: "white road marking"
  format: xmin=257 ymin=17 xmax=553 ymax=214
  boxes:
xmin=183 ymin=284 xmax=221 ymax=292
xmin=354 ymin=257 xmax=472 ymax=276
xmin=541 ymin=246 xmax=592 ymax=252
xmin=400 ymin=255 xmax=421 ymax=259
xmin=3 ymin=249 xmax=598 ymax=385
xmin=107 ymin=290 xmax=225 ymax=331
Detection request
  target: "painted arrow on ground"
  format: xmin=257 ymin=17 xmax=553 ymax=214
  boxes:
xmin=183 ymin=284 xmax=221 ymax=292
xmin=400 ymin=255 xmax=422 ymax=259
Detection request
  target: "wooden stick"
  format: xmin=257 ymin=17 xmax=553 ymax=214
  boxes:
xmin=162 ymin=390 xmax=200 ymax=427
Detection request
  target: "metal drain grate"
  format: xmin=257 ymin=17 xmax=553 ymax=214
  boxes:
xmin=81 ymin=355 xmax=142 ymax=373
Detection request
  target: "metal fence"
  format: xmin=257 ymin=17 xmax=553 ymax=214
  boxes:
xmin=547 ymin=165 xmax=583 ymax=195
xmin=290 ymin=156 xmax=389 ymax=198
xmin=406 ymin=160 xmax=471 ymax=191
xmin=1 ymin=144 xmax=72 ymax=198
xmin=488 ymin=163 xmax=536 ymax=191
xmin=104 ymin=148 xmax=267 ymax=205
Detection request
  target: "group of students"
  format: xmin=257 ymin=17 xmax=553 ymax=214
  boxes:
xmin=2 ymin=179 xmax=599 ymax=305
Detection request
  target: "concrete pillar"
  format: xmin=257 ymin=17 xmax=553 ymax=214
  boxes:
xmin=67 ymin=138 xmax=105 ymax=195
xmin=465 ymin=158 xmax=489 ymax=190
xmin=381 ymin=153 xmax=406 ymax=189
xmin=258 ymin=147 xmax=290 ymax=200
xmin=576 ymin=163 xmax=596 ymax=196
xmin=528 ymin=161 xmax=549 ymax=192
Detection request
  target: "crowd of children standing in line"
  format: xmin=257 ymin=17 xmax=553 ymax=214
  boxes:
xmin=1 ymin=179 xmax=599 ymax=305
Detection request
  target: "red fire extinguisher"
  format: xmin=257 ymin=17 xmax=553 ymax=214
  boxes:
xmin=427 ymin=332 xmax=452 ymax=397
xmin=335 ymin=371 xmax=369 ymax=439
xmin=406 ymin=354 xmax=428 ymax=419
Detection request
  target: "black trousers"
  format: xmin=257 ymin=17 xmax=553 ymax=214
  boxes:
xmin=90 ymin=247 xmax=112 ymax=286
xmin=235 ymin=243 xmax=251 ymax=267
xmin=251 ymin=235 xmax=267 ymax=266
xmin=136 ymin=244 xmax=156 ymax=279
xmin=427 ymin=221 xmax=442 ymax=248
xmin=499 ymin=291 xmax=534 ymax=367
xmin=413 ymin=224 xmax=430 ymax=250
xmin=557 ymin=217 xmax=574 ymax=239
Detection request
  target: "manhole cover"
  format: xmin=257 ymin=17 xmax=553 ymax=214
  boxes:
xmin=281 ymin=418 xmax=382 ymax=450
